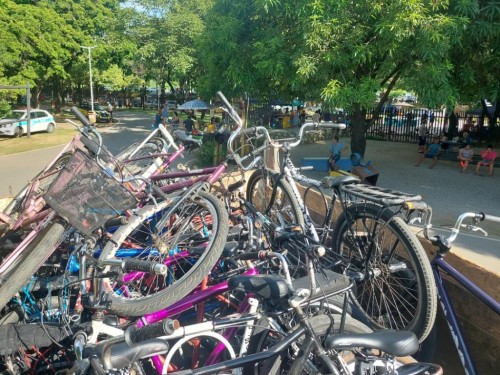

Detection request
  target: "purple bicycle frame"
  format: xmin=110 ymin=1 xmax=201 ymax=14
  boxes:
xmin=134 ymin=164 xmax=227 ymax=201
xmin=432 ymin=256 xmax=500 ymax=375
xmin=135 ymin=266 xmax=258 ymax=374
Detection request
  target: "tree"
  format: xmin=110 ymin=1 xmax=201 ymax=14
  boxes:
xmin=198 ymin=0 xmax=466 ymax=156
xmin=448 ymin=0 xmax=500 ymax=140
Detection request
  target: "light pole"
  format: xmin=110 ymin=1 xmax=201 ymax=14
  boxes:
xmin=80 ymin=45 xmax=96 ymax=113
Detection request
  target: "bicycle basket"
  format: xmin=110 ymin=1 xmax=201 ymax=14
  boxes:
xmin=44 ymin=149 xmax=137 ymax=236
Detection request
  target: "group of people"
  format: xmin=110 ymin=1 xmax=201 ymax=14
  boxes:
xmin=272 ymin=107 xmax=307 ymax=128
xmin=152 ymin=103 xmax=182 ymax=132
xmin=415 ymin=137 xmax=497 ymax=176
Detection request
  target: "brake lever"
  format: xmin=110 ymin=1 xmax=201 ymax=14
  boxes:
xmin=461 ymin=224 xmax=488 ymax=237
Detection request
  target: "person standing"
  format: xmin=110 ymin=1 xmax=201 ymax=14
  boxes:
xmin=417 ymin=122 xmax=427 ymax=153
xmin=183 ymin=115 xmax=195 ymax=134
xmin=161 ymin=103 xmax=169 ymax=125
xmin=312 ymin=109 xmax=321 ymax=123
xmin=299 ymin=107 xmax=306 ymax=125
xmin=107 ymin=102 xmax=114 ymax=122
xmin=152 ymin=109 xmax=162 ymax=129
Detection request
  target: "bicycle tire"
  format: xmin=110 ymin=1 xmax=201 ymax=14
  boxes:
xmin=98 ymin=191 xmax=229 ymax=316
xmin=246 ymin=169 xmax=305 ymax=228
xmin=0 ymin=222 xmax=65 ymax=311
xmin=245 ymin=314 xmax=371 ymax=375
xmin=331 ymin=203 xmax=437 ymax=342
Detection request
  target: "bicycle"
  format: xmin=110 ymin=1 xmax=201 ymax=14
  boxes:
xmin=410 ymin=206 xmax=500 ymax=375
xmin=242 ymin=124 xmax=437 ymax=342
xmin=66 ymin=250 xmax=441 ymax=375
xmin=0 ymin=91 xmax=268 ymax=318
xmin=0 ymin=106 xmax=225 ymax=315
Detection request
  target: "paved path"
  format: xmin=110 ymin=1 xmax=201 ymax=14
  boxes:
xmin=0 ymin=110 xmax=153 ymax=197
xmin=290 ymin=137 xmax=500 ymax=229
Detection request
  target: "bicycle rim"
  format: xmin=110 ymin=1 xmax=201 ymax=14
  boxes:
xmin=99 ymin=191 xmax=229 ymax=316
xmin=332 ymin=203 xmax=437 ymax=342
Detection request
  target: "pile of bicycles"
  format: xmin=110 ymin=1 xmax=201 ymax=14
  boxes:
xmin=0 ymin=92 xmax=449 ymax=374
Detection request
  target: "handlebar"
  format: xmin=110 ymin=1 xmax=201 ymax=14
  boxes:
xmin=239 ymin=122 xmax=346 ymax=150
xmin=216 ymin=91 xmax=245 ymax=167
xmin=423 ymin=211 xmax=500 ymax=246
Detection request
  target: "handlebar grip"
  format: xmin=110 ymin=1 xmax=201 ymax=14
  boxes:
xmin=235 ymin=250 xmax=272 ymax=261
xmin=104 ymin=216 xmax=129 ymax=228
xmin=121 ymin=259 xmax=168 ymax=275
xmin=317 ymin=122 xmax=347 ymax=130
xmin=79 ymin=136 xmax=114 ymax=163
xmin=481 ymin=213 xmax=500 ymax=223
xmin=403 ymin=201 xmax=429 ymax=212
xmin=125 ymin=320 xmax=180 ymax=346
xmin=70 ymin=106 xmax=92 ymax=127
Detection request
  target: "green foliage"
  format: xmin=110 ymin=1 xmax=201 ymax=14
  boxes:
xmin=0 ymin=100 xmax=11 ymax=118
xmin=196 ymin=141 xmax=225 ymax=167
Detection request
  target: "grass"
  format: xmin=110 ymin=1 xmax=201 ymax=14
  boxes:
xmin=0 ymin=123 xmax=79 ymax=156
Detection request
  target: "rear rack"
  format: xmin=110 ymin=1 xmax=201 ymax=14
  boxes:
xmin=340 ymin=184 xmax=422 ymax=206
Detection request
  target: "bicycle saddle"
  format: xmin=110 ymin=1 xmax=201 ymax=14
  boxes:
xmin=321 ymin=175 xmax=359 ymax=188
xmin=93 ymin=339 xmax=169 ymax=370
xmin=325 ymin=329 xmax=419 ymax=357
xmin=228 ymin=274 xmax=290 ymax=299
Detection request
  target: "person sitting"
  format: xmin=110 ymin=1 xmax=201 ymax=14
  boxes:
xmin=457 ymin=144 xmax=473 ymax=173
xmin=475 ymin=144 xmax=497 ymax=176
xmin=171 ymin=111 xmax=180 ymax=131
xmin=415 ymin=136 xmax=441 ymax=169
xmin=328 ymin=135 xmax=344 ymax=171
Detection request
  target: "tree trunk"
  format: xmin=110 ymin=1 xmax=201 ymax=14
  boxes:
xmin=350 ymin=105 xmax=367 ymax=158
xmin=448 ymin=111 xmax=458 ymax=138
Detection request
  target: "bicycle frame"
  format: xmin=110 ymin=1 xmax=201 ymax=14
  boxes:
xmin=421 ymin=211 xmax=500 ymax=375
xmin=432 ymin=255 xmax=500 ymax=375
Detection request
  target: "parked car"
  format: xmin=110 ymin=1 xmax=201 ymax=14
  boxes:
xmin=0 ymin=109 xmax=56 ymax=137
xmin=79 ymin=102 xmax=111 ymax=123
xmin=166 ymin=100 xmax=177 ymax=110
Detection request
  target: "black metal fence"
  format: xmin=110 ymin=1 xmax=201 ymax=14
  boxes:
xmin=246 ymin=102 xmax=488 ymax=144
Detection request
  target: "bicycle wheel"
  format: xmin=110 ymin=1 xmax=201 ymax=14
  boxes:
xmin=99 ymin=191 xmax=229 ymax=316
xmin=246 ymin=169 xmax=304 ymax=228
xmin=245 ymin=314 xmax=371 ymax=375
xmin=0 ymin=222 xmax=65 ymax=311
xmin=331 ymin=203 xmax=437 ymax=342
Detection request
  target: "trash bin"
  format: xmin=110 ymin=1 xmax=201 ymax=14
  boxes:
xmin=88 ymin=111 xmax=96 ymax=124
xmin=351 ymin=165 xmax=379 ymax=186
